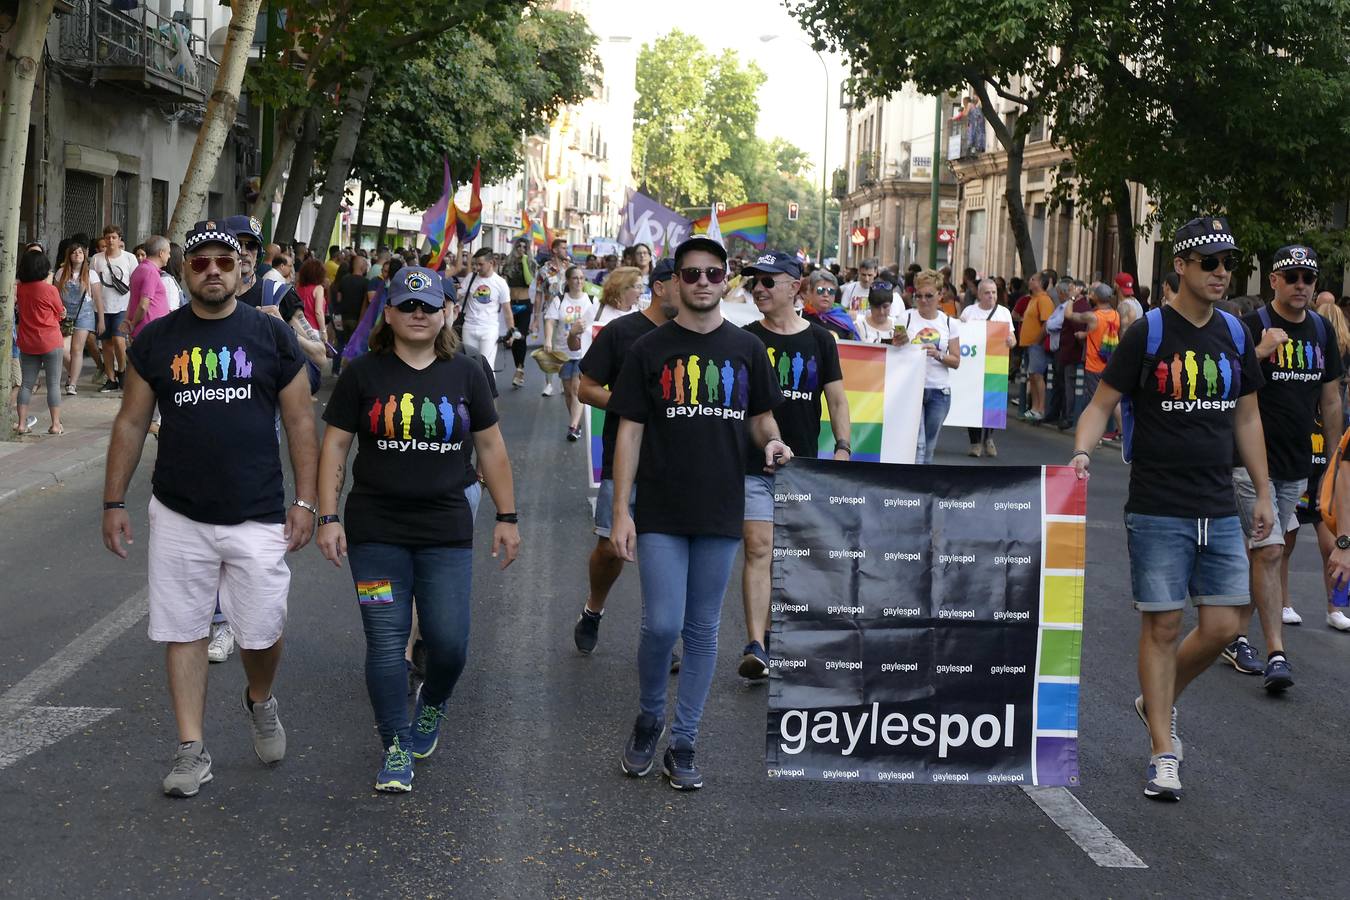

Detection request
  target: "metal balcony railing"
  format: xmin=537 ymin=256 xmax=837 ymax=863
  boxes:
xmin=58 ymin=0 xmax=218 ymax=103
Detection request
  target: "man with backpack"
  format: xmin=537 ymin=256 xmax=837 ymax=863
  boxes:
xmin=1222 ymin=245 xmax=1343 ymax=690
xmin=1071 ymin=216 xmax=1269 ymax=803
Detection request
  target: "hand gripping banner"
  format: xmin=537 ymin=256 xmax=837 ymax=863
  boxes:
xmin=765 ymin=459 xmax=1086 ymax=786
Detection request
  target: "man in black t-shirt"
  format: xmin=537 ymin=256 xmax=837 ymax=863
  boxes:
xmin=1072 ymin=216 xmax=1271 ymax=803
xmin=101 ymin=221 xmax=318 ymax=799
xmin=1223 ymin=245 xmax=1343 ymax=689
xmin=333 ymin=255 xmax=373 ymax=374
xmin=736 ymin=250 xmax=850 ymax=681
xmin=608 ymin=236 xmax=788 ymax=790
xmin=570 ymin=257 xmax=677 ymax=654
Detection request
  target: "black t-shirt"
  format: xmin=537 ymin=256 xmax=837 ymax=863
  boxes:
xmin=1102 ymin=305 xmax=1263 ymax=517
xmin=607 ymin=319 xmax=781 ymax=537
xmin=323 ymin=351 xmax=498 ymax=547
xmin=742 ymin=320 xmax=842 ymax=471
xmin=237 ymin=278 xmax=264 ymax=308
xmin=128 ymin=302 xmax=305 ymax=525
xmin=1242 ymin=304 xmax=1343 ymax=482
xmin=336 ymin=274 xmax=371 ymax=321
xmin=579 ymin=310 xmax=658 ymax=479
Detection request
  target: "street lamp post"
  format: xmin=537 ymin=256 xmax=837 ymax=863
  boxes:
xmin=761 ymin=35 xmax=829 ymax=263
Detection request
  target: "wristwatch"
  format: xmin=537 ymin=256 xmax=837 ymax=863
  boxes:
xmin=1337 ymin=535 xmax=1350 ymax=551
xmin=292 ymin=499 xmax=318 ymax=515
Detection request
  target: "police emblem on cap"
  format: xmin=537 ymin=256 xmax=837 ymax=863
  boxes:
xmin=249 ymin=216 xmax=261 ymax=235
xmin=756 ymin=253 xmax=776 ymax=265
xmin=1213 ymin=220 xmax=1223 ymax=230
xmin=206 ymin=220 xmax=216 ymax=229
xmin=1291 ymin=247 xmax=1309 ymax=261
xmin=404 ymin=271 xmax=432 ymax=292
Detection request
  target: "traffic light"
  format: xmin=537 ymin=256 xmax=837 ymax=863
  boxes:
xmin=787 ymin=201 xmax=799 ymax=221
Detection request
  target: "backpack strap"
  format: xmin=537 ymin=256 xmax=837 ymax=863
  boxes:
xmin=1217 ymin=309 xmax=1246 ymax=356
xmin=1143 ymin=307 xmax=1164 ymax=357
xmin=1257 ymin=304 xmax=1271 ymax=333
xmin=1309 ymin=308 xmax=1328 ymax=350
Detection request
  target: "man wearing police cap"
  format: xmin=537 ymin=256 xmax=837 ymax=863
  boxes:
xmin=1224 ymin=244 xmax=1342 ymax=687
xmin=1071 ymin=215 xmax=1270 ymax=802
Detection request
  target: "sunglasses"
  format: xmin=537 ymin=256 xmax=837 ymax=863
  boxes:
xmin=813 ymin=285 xmax=837 ymax=296
xmin=874 ymin=281 xmax=895 ymax=292
xmin=239 ymin=239 xmax=261 ymax=253
xmin=749 ymin=275 xmax=787 ymax=290
xmin=1191 ymin=253 xmax=1239 ymax=273
xmin=1281 ymin=270 xmax=1318 ymax=286
xmin=188 ymin=255 xmax=237 ymax=273
xmin=679 ymin=266 xmax=726 ymax=284
xmin=389 ymin=298 xmax=442 ymax=315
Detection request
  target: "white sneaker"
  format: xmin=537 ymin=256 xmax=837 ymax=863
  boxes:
xmin=1327 ymin=610 xmax=1350 ymax=632
xmin=1282 ymin=606 xmax=1303 ymax=625
xmin=64 ymin=384 xmax=77 ymax=396
xmin=207 ymin=623 xmax=235 ymax=663
xmin=541 ymin=381 xmax=555 ymax=397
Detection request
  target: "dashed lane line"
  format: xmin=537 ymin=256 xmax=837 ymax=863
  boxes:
xmin=1021 ymin=786 xmax=1148 ymax=868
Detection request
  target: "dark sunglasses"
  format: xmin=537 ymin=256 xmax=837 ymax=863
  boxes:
xmin=1281 ymin=270 xmax=1318 ymax=286
xmin=813 ymin=285 xmax=838 ymax=295
xmin=239 ymin=238 xmax=261 ymax=253
xmin=679 ymin=266 xmax=726 ymax=284
xmin=1191 ymin=253 xmax=1239 ymax=273
xmin=749 ymin=274 xmax=788 ymax=290
xmin=873 ymin=281 xmax=895 ymax=292
xmin=188 ymin=255 xmax=237 ymax=273
xmin=389 ymin=298 xmax=442 ymax=314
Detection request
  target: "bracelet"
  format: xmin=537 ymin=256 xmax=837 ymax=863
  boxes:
xmin=496 ymin=512 xmax=519 ymax=524
xmin=103 ymin=501 xmax=126 ymax=510
xmin=292 ymin=499 xmax=318 ymax=515
xmin=1070 ymin=450 xmax=1091 ymax=460
xmin=318 ymin=514 xmax=340 ymax=526
xmin=834 ymin=440 xmax=852 ymax=455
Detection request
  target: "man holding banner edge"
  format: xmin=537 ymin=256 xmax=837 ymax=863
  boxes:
xmin=1071 ymin=216 xmax=1270 ymax=803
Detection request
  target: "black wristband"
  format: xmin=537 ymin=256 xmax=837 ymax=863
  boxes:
xmin=496 ymin=512 xmax=519 ymax=524
xmin=103 ymin=501 xmax=126 ymax=510
xmin=1070 ymin=450 xmax=1091 ymax=460
xmin=834 ymin=440 xmax=852 ymax=454
xmin=318 ymin=514 xmax=340 ymax=526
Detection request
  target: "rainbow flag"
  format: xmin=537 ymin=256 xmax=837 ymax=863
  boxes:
xmin=693 ymin=202 xmax=768 ymax=248
xmin=942 ymin=321 xmax=1011 ymax=429
xmin=420 ymin=157 xmax=456 ymax=270
xmin=454 ymin=159 xmax=482 ymax=244
xmin=517 ymin=209 xmax=547 ymax=247
xmin=816 ymin=341 xmax=925 ymax=463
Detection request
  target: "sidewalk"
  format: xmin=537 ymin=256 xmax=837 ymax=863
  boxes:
xmin=0 ymin=384 xmax=125 ymax=508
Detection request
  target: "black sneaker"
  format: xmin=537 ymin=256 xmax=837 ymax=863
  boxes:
xmin=1221 ymin=638 xmax=1262 ymax=674
xmin=663 ymin=739 xmax=703 ymax=790
xmin=99 ymin=379 xmax=119 ymax=393
xmin=738 ymin=641 xmax=769 ymax=680
xmin=1264 ymin=655 xmax=1294 ymax=693
xmin=574 ymin=608 xmax=602 ymax=654
xmin=621 ymin=712 xmax=665 ymax=777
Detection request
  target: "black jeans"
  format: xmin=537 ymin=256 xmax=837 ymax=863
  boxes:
xmin=510 ymin=305 xmax=531 ymax=369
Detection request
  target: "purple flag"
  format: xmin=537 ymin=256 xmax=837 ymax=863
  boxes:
xmin=618 ymin=189 xmax=692 ymax=258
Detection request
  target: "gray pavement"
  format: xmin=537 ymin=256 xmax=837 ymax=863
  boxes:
xmin=1 ymin=366 xmax=1346 ymax=898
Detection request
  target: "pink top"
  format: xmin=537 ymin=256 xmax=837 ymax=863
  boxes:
xmin=129 ymin=258 xmax=168 ymax=338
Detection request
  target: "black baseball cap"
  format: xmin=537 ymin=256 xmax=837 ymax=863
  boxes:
xmin=672 ymin=236 xmax=728 ymax=267
xmin=743 ymin=250 xmax=802 ymax=279
xmin=1272 ymin=245 xmax=1318 ymax=273
xmin=651 ymin=257 xmax=676 ymax=283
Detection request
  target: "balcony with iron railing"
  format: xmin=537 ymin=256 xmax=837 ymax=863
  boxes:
xmin=57 ymin=0 xmax=218 ymax=103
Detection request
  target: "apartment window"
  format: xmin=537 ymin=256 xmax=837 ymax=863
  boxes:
xmin=151 ymin=179 xmax=168 ymax=237
xmin=964 ymin=209 xmax=987 ymax=271
xmin=112 ymin=173 xmax=134 ymax=237
xmin=63 ymin=171 xmax=104 ymax=241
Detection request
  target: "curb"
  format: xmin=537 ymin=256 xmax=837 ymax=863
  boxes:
xmin=0 ymin=435 xmax=111 ymax=510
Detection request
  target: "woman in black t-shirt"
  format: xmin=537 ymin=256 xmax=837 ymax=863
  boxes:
xmin=316 ymin=266 xmax=521 ymax=793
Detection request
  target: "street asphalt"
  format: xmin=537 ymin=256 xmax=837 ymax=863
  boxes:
xmin=1 ymin=362 xmax=1347 ymax=898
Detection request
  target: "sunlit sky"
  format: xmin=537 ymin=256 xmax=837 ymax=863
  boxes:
xmin=587 ymin=0 xmax=849 ymax=185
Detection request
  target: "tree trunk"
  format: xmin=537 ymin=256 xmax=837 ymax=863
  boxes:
xmin=250 ymin=106 xmax=301 ymax=222
xmin=1111 ymin=180 xmax=1138 ymax=283
xmin=378 ymin=200 xmax=391 ymax=249
xmin=354 ymin=182 xmax=366 ymax=249
xmin=308 ymin=66 xmax=376 ymax=252
xmin=969 ymin=80 xmax=1038 ymax=276
xmin=274 ymin=106 xmax=320 ymax=246
xmin=0 ymin=0 xmax=56 ymax=439
xmin=167 ymin=0 xmax=263 ymax=244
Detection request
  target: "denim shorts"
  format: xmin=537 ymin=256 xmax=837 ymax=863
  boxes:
xmin=1026 ymin=343 xmax=1050 ymax=375
xmin=100 ymin=310 xmax=126 ymax=341
xmin=64 ymin=298 xmax=96 ymax=332
xmin=560 ymin=359 xmax=582 ymax=380
xmin=1232 ymin=467 xmax=1305 ymax=550
xmin=1124 ymin=513 xmax=1249 ymax=612
xmin=743 ymin=473 xmax=774 ymax=522
xmin=594 ymin=478 xmax=635 ymax=538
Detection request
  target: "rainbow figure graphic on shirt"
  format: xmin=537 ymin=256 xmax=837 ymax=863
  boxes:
xmin=805 ymin=356 xmax=819 ymax=391
xmin=383 ymin=394 xmax=397 ymax=437
xmin=766 ymin=347 xmax=778 ymax=372
xmin=791 ymin=352 xmax=805 ymax=390
xmin=219 ymin=345 xmax=232 ymax=380
xmin=399 ymin=393 xmax=415 ymax=439
xmin=438 ymin=396 xmax=457 ymax=440
xmin=1154 ymin=360 xmax=1170 ymax=394
xmin=368 ymin=397 xmax=383 ymax=434
xmin=735 ymin=365 xmax=750 ymax=408
xmin=1218 ymin=353 xmax=1232 ymax=397
xmin=1169 ymin=354 xmax=1183 ymax=399
xmin=687 ymin=355 xmax=702 ymax=406
xmin=191 ymin=347 xmax=203 ymax=383
xmin=1202 ymin=354 xmax=1218 ymax=397
xmin=659 ymin=365 xmax=673 ymax=401
xmin=1184 ymin=351 xmax=1198 ymax=400
xmin=705 ymin=360 xmax=720 ymax=404
xmin=233 ymin=347 xmax=252 ymax=378
xmin=722 ymin=359 xmax=735 ymax=408
xmin=776 ymin=351 xmax=790 ymax=388
xmin=455 ymin=398 xmax=471 ymax=437
xmin=673 ymin=359 xmax=686 ymax=404
xmin=170 ymin=350 xmax=188 ymax=384
xmin=420 ymin=397 xmax=438 ymax=439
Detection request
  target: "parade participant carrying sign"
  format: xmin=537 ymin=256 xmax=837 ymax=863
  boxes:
xmin=737 ymin=249 xmax=850 ymax=680
xmin=608 ymin=236 xmax=789 ymax=790
xmin=316 ymin=266 xmax=520 ymax=793
xmin=101 ymin=221 xmax=317 ymax=799
xmin=1072 ymin=216 xmax=1268 ymax=803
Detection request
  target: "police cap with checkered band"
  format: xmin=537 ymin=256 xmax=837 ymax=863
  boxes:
xmin=1172 ymin=216 xmax=1238 ymax=258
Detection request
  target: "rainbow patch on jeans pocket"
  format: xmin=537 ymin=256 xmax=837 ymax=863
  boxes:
xmin=356 ymin=580 xmax=394 ymax=605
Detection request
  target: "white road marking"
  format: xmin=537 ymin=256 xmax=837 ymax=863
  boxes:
xmin=1021 ymin=786 xmax=1148 ymax=868
xmin=0 ymin=706 xmax=118 ymax=770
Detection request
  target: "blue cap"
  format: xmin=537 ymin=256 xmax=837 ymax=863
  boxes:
xmin=1272 ymin=245 xmax=1318 ymax=273
xmin=742 ymin=249 xmax=802 ymax=279
xmin=651 ymin=257 xmax=676 ymax=282
xmin=184 ymin=221 xmax=242 ymax=255
xmin=387 ymin=266 xmax=446 ymax=309
xmin=217 ymin=214 xmax=264 ymax=245
xmin=1172 ymin=216 xmax=1237 ymax=257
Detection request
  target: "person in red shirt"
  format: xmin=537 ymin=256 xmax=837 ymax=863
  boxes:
xmin=15 ymin=250 xmax=67 ymax=434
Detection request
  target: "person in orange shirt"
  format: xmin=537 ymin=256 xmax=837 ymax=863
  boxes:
xmin=1017 ymin=272 xmax=1056 ymax=420
xmin=1068 ymin=283 xmax=1122 ymax=437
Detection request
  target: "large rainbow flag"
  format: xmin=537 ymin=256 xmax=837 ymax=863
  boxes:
xmin=420 ymin=157 xmax=456 ymax=270
xmin=816 ymin=341 xmax=925 ymax=463
xmin=454 ymin=159 xmax=482 ymax=244
xmin=942 ymin=321 xmax=1011 ymax=429
xmin=693 ymin=203 xmax=768 ymax=248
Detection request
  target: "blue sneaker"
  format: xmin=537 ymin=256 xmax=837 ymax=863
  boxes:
xmin=408 ymin=688 xmax=447 ymax=759
xmin=738 ymin=641 xmax=769 ymax=680
xmin=375 ymin=738 xmax=414 ymax=793
xmin=1143 ymin=753 xmax=1181 ymax=802
xmin=662 ymin=739 xmax=703 ymax=791
xmin=1221 ymin=638 xmax=1262 ymax=675
xmin=621 ymin=712 xmax=665 ymax=777
xmin=1263 ymin=655 xmax=1294 ymax=693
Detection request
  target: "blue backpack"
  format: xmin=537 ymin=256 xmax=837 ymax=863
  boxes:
xmin=1120 ymin=307 xmax=1247 ymax=463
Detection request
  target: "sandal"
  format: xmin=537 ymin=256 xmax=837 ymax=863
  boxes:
xmin=47 ymin=425 xmax=65 ymax=435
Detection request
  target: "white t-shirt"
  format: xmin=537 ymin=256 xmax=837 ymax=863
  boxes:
xmin=581 ymin=302 xmax=635 ymax=357
xmin=903 ymin=308 xmax=957 ymax=389
xmin=1118 ymin=296 xmax=1143 ymax=328
xmin=959 ymin=302 xmax=1014 ymax=326
xmin=262 ymin=268 xmax=287 ymax=285
xmin=92 ymin=250 xmax=137 ymax=314
xmin=546 ymin=292 xmax=597 ymax=360
xmin=839 ymin=281 xmax=869 ymax=312
xmin=459 ymin=271 xmax=510 ymax=333
xmin=853 ymin=312 xmax=892 ymax=344
xmin=160 ymin=272 xmax=184 ymax=311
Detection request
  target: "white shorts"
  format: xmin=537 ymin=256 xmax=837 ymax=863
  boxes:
xmin=146 ymin=495 xmax=291 ymax=648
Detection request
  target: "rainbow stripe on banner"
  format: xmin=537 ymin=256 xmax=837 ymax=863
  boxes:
xmin=1034 ymin=466 xmax=1086 ymax=786
xmin=693 ymin=203 xmax=769 ymax=248
xmin=943 ymin=321 xmax=1011 ymax=430
xmin=982 ymin=323 xmax=1011 ymax=428
xmin=816 ymin=341 xmax=925 ymax=463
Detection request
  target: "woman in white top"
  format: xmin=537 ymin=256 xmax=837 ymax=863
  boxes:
xmin=853 ymin=282 xmax=897 ymax=343
xmin=544 ymin=266 xmax=599 ymax=441
xmin=958 ymin=277 xmax=1016 ymax=458
xmin=894 ymin=268 xmax=960 ymax=463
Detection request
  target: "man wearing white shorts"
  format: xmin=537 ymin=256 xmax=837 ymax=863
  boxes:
xmin=102 ymin=221 xmax=318 ymax=798
xmin=459 ymin=247 xmax=511 ymax=370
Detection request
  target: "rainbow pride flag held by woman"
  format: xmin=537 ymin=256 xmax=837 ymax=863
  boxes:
xmin=693 ymin=203 xmax=768 ymax=248
xmin=454 ymin=160 xmax=483 ymax=244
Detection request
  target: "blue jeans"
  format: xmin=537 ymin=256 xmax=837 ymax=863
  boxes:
xmin=915 ymin=387 xmax=951 ymax=464
xmin=636 ymin=533 xmax=741 ymax=744
xmin=348 ymin=543 xmax=473 ymax=747
xmin=1124 ymin=514 xmax=1248 ymax=612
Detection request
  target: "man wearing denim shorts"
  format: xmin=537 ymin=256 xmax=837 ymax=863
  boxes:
xmin=1223 ymin=245 xmax=1343 ymax=689
xmin=101 ymin=222 xmax=318 ymax=798
xmin=571 ymin=257 xmax=678 ymax=653
xmin=737 ymin=250 xmax=850 ymax=679
xmin=1072 ymin=216 xmax=1270 ymax=802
